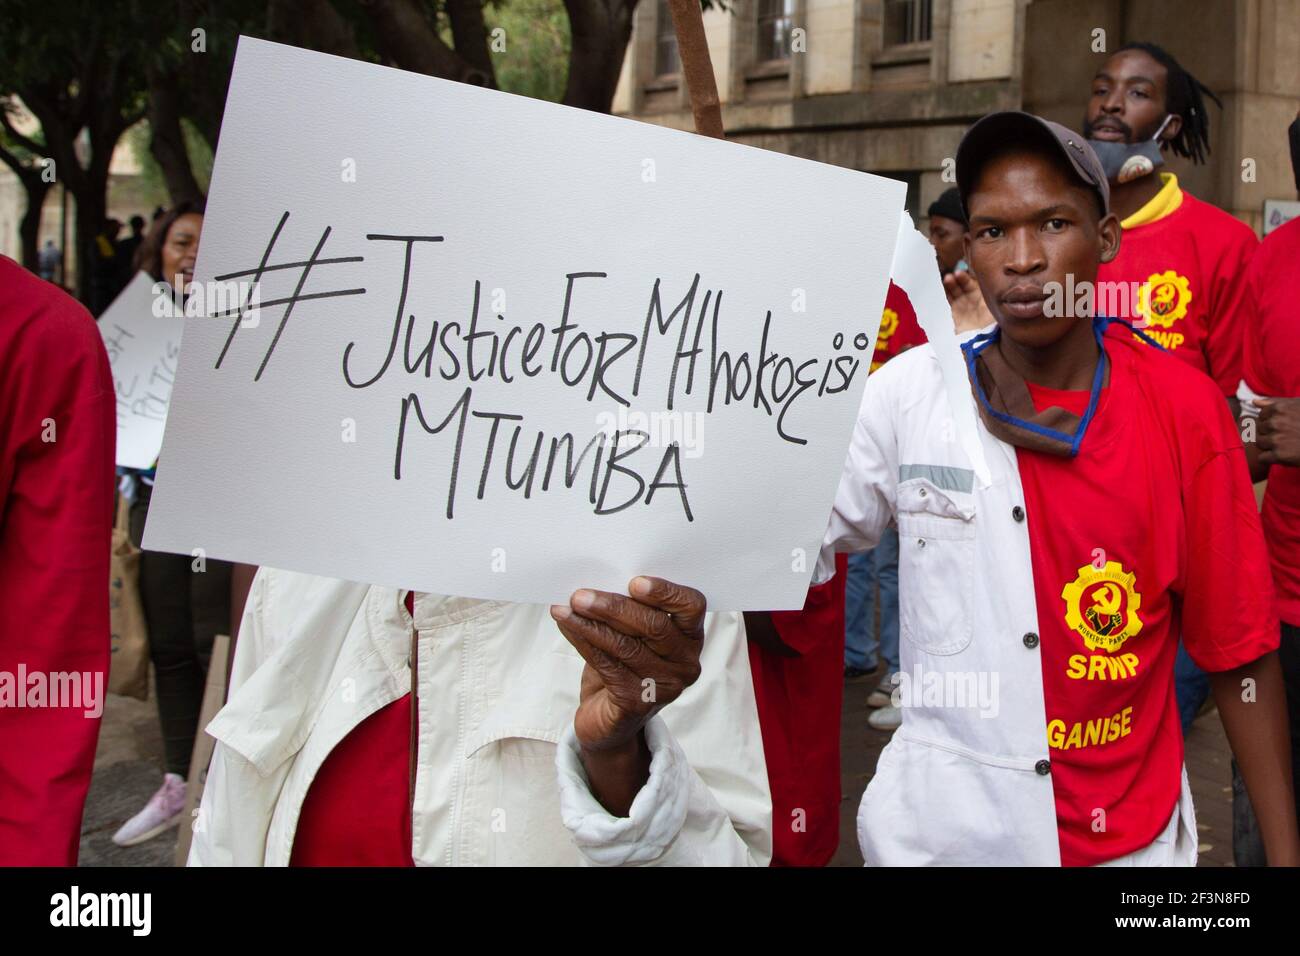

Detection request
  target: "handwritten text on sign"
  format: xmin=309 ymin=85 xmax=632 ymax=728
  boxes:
xmin=99 ymin=272 xmax=184 ymax=469
xmin=143 ymin=37 xmax=905 ymax=610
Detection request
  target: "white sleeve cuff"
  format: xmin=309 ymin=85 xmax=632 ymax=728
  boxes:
xmin=812 ymin=545 xmax=837 ymax=586
xmin=1237 ymin=378 xmax=1267 ymax=418
xmin=555 ymin=716 xmax=691 ymax=866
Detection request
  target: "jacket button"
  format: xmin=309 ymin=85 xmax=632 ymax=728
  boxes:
xmin=1023 ymin=632 xmax=1039 ymax=649
xmin=918 ymin=488 xmax=928 ymax=498
xmin=917 ymin=538 xmax=927 ymax=548
xmin=1012 ymin=505 xmax=1025 ymax=522
xmin=1035 ymin=759 xmax=1051 ymax=776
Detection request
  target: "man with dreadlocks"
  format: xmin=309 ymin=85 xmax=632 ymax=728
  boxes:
xmin=1083 ymin=42 xmax=1260 ymax=730
xmin=1085 ymin=43 xmax=1257 ymax=400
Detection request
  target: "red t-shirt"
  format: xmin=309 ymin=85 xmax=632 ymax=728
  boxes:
xmin=748 ymin=554 xmax=846 ymax=866
xmin=0 ymin=258 xmax=114 ymax=865
xmin=1016 ymin=326 xmax=1277 ymax=866
xmin=871 ymin=282 xmax=928 ymax=372
xmin=1097 ymin=191 xmax=1258 ymax=395
xmin=290 ymin=591 xmax=414 ymax=866
xmin=1243 ymin=216 xmax=1300 ymax=626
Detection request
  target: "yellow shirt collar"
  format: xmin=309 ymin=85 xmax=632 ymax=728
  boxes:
xmin=1120 ymin=172 xmax=1183 ymax=229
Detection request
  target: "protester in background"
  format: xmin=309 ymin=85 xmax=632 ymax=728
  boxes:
xmin=1084 ymin=42 xmax=1260 ymax=731
xmin=1085 ymin=42 xmax=1255 ymax=394
xmin=111 ymin=200 xmax=236 ymax=848
xmin=37 ymin=238 xmax=60 ymax=283
xmin=0 ymin=256 xmax=114 ymax=865
xmin=1233 ymin=112 xmax=1300 ymax=864
xmin=927 ymin=187 xmax=968 ymax=276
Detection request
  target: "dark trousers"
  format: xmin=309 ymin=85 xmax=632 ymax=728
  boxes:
xmin=1232 ymin=621 xmax=1300 ymax=866
xmin=129 ymin=483 xmax=232 ymax=777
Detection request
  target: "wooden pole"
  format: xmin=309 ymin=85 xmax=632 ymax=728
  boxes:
xmin=666 ymin=0 xmax=725 ymax=139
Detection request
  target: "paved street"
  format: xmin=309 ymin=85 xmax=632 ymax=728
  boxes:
xmin=79 ymin=691 xmax=177 ymax=867
xmin=82 ymin=668 xmax=1240 ymax=867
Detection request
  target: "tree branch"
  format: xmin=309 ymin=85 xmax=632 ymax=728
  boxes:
xmin=445 ymin=0 xmax=497 ymax=86
xmin=360 ymin=0 xmax=491 ymax=85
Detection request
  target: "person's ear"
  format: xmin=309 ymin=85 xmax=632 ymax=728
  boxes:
xmin=1098 ymin=212 xmax=1122 ymax=263
xmin=1160 ymin=113 xmax=1182 ymax=143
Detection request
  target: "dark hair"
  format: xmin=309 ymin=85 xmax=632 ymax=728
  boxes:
xmin=134 ymin=199 xmax=206 ymax=280
xmin=1118 ymin=42 xmax=1221 ymax=165
xmin=928 ymin=187 xmax=968 ymax=226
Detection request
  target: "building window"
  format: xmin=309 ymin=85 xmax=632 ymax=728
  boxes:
xmin=755 ymin=0 xmax=795 ymax=63
xmin=655 ymin=0 xmax=681 ymax=76
xmin=884 ymin=0 xmax=933 ymax=46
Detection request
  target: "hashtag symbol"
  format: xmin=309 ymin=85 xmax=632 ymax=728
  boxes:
xmin=212 ymin=211 xmax=367 ymax=381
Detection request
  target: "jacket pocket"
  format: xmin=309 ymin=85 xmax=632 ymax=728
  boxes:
xmin=896 ymin=476 xmax=976 ymax=655
xmin=462 ymin=729 xmax=578 ymax=866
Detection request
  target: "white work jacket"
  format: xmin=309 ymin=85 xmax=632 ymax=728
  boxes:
xmin=815 ymin=339 xmax=1196 ymax=866
xmin=187 ymin=569 xmax=771 ymax=866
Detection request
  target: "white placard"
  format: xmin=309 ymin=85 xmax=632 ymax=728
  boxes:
xmin=143 ymin=37 xmax=905 ymax=611
xmin=888 ymin=211 xmax=991 ymax=488
xmin=99 ymin=271 xmax=183 ymax=469
xmin=1264 ymin=198 xmax=1300 ymax=235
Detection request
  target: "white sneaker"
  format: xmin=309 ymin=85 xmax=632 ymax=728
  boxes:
xmin=867 ymin=703 xmax=902 ymax=731
xmin=111 ymin=773 xmax=187 ymax=847
xmin=867 ymin=674 xmax=897 ymax=709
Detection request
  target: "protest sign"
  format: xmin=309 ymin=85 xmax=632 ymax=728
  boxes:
xmin=99 ymin=272 xmax=184 ymax=469
xmin=144 ymin=36 xmax=906 ymax=610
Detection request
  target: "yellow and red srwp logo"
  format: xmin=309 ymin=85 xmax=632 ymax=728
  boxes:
xmin=877 ymin=307 xmax=899 ymax=344
xmin=1138 ymin=270 xmax=1192 ymax=329
xmin=1061 ymin=559 xmax=1144 ymax=652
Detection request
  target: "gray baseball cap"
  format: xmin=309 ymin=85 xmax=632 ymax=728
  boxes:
xmin=956 ymin=111 xmax=1111 ymax=219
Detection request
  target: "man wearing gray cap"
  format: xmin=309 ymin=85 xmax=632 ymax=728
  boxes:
xmin=789 ymin=110 xmax=1299 ymax=865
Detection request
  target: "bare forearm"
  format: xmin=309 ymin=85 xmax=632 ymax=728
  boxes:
xmin=1211 ymin=652 xmax=1300 ymax=865
xmin=1242 ymin=434 xmax=1269 ymax=483
xmin=1239 ymin=407 xmax=1270 ymax=483
xmin=580 ymin=730 xmax=651 ymax=817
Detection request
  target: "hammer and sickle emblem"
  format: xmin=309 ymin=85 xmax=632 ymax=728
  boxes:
xmin=1091 ymin=582 xmax=1122 ymax=617
xmin=1152 ymin=282 xmax=1176 ymax=313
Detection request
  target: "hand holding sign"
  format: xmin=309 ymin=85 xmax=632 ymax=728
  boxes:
xmin=551 ymin=575 xmax=706 ymax=814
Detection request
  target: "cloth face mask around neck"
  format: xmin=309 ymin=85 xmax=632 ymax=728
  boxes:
xmin=1088 ymin=114 xmax=1174 ymax=184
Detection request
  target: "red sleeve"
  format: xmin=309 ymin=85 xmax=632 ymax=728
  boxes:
xmin=0 ymin=264 xmax=115 ymax=865
xmin=769 ymin=554 xmax=846 ymax=655
xmin=1242 ymin=224 xmax=1300 ymax=398
xmin=1204 ymin=218 xmax=1258 ymax=397
xmin=1178 ymin=400 xmax=1279 ymax=671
